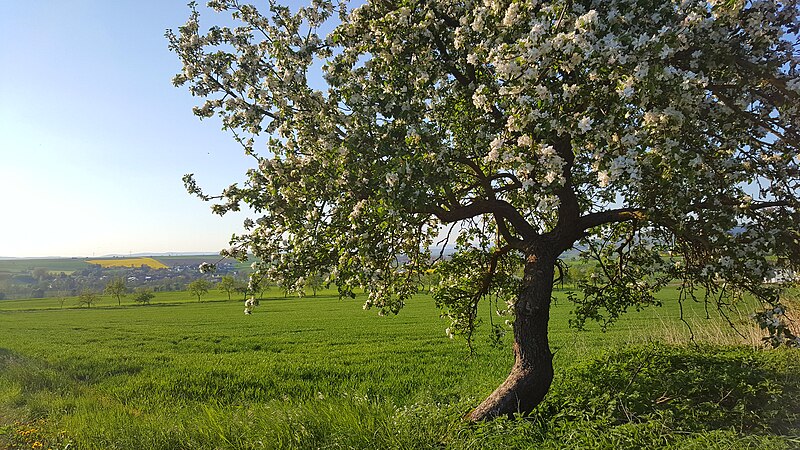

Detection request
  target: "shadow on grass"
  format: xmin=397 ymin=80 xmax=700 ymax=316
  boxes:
xmin=539 ymin=343 xmax=800 ymax=436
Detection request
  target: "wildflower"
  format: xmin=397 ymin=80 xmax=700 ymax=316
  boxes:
xmin=244 ymin=297 xmax=258 ymax=315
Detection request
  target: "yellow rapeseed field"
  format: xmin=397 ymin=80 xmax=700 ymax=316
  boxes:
xmin=86 ymin=257 xmax=168 ymax=269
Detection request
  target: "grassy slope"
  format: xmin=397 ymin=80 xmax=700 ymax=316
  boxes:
xmin=0 ymin=288 xmax=798 ymax=449
xmin=0 ymin=258 xmax=91 ymax=275
xmin=0 ymin=255 xmax=253 ymax=274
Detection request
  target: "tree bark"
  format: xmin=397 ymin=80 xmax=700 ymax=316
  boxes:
xmin=468 ymin=251 xmax=555 ymax=421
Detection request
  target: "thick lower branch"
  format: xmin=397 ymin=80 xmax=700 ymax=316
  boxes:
xmin=420 ymin=200 xmax=537 ymax=240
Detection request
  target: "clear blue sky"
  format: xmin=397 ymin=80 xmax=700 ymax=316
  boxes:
xmin=0 ymin=2 xmax=265 ymax=257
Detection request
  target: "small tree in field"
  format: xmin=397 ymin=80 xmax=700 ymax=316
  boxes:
xmin=78 ymin=290 xmax=99 ymax=309
xmin=57 ymin=291 xmax=69 ymax=309
xmin=234 ymin=284 xmax=249 ymax=301
xmin=304 ymin=272 xmax=325 ymax=297
xmin=217 ymin=275 xmax=237 ymax=300
xmin=105 ymin=277 xmax=128 ymax=306
xmin=170 ymin=0 xmax=800 ymax=420
xmin=133 ymin=288 xmax=155 ymax=305
xmin=188 ymin=278 xmax=211 ymax=302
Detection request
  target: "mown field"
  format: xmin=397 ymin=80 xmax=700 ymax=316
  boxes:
xmin=0 ymin=287 xmax=798 ymax=449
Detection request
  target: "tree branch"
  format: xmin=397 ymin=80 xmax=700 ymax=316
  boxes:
xmin=553 ymin=136 xmax=580 ymax=228
xmin=419 ymin=200 xmax=536 ymax=242
xmin=710 ymin=87 xmax=799 ymax=149
xmin=577 ymin=208 xmax=647 ymax=232
xmin=575 ymin=198 xmax=794 ymax=239
xmin=456 ymin=157 xmax=534 ymax=243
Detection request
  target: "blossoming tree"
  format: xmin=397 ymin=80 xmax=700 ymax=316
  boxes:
xmin=169 ymin=0 xmax=800 ymax=420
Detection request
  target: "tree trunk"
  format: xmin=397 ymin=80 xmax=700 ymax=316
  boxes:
xmin=468 ymin=252 xmax=555 ymax=421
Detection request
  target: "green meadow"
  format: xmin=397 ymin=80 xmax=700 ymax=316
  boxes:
xmin=0 ymin=288 xmax=798 ymax=449
xmin=0 ymin=259 xmax=91 ymax=275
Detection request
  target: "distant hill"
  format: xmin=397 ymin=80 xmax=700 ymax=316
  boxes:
xmin=0 ymin=258 xmax=91 ymax=275
xmin=99 ymin=252 xmax=221 ymax=258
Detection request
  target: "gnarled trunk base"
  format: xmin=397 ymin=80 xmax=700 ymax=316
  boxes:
xmin=468 ymin=355 xmax=554 ymax=420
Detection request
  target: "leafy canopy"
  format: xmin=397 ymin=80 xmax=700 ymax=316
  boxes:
xmin=133 ymin=288 xmax=155 ymax=305
xmin=188 ymin=278 xmax=212 ymax=302
xmin=105 ymin=277 xmax=128 ymax=305
xmin=169 ymin=0 xmax=800 ymax=344
xmin=217 ymin=274 xmax=238 ymax=300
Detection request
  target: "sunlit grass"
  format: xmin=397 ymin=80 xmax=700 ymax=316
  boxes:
xmin=0 ymin=287 xmax=797 ymax=449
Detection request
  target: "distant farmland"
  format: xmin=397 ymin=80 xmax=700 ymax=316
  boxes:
xmin=0 ymin=258 xmax=90 ymax=274
xmin=86 ymin=257 xmax=168 ymax=269
xmin=0 ymin=254 xmax=254 ymax=275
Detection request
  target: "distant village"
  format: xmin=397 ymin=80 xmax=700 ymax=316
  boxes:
xmin=0 ymin=258 xmax=243 ymax=300
xmin=1 ymin=253 xmax=796 ymax=301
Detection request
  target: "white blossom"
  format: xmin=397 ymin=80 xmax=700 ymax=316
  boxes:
xmin=577 ymin=116 xmax=593 ymax=133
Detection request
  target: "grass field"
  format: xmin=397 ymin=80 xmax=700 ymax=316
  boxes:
xmin=0 ymin=255 xmax=253 ymax=280
xmin=85 ymin=257 xmax=168 ymax=269
xmin=0 ymin=258 xmax=90 ymax=275
xmin=0 ymin=288 xmax=798 ymax=449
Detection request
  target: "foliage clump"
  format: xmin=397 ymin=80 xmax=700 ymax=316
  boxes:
xmin=133 ymin=288 xmax=155 ymax=305
xmin=539 ymin=344 xmax=800 ymax=435
xmin=187 ymin=278 xmax=212 ymax=302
